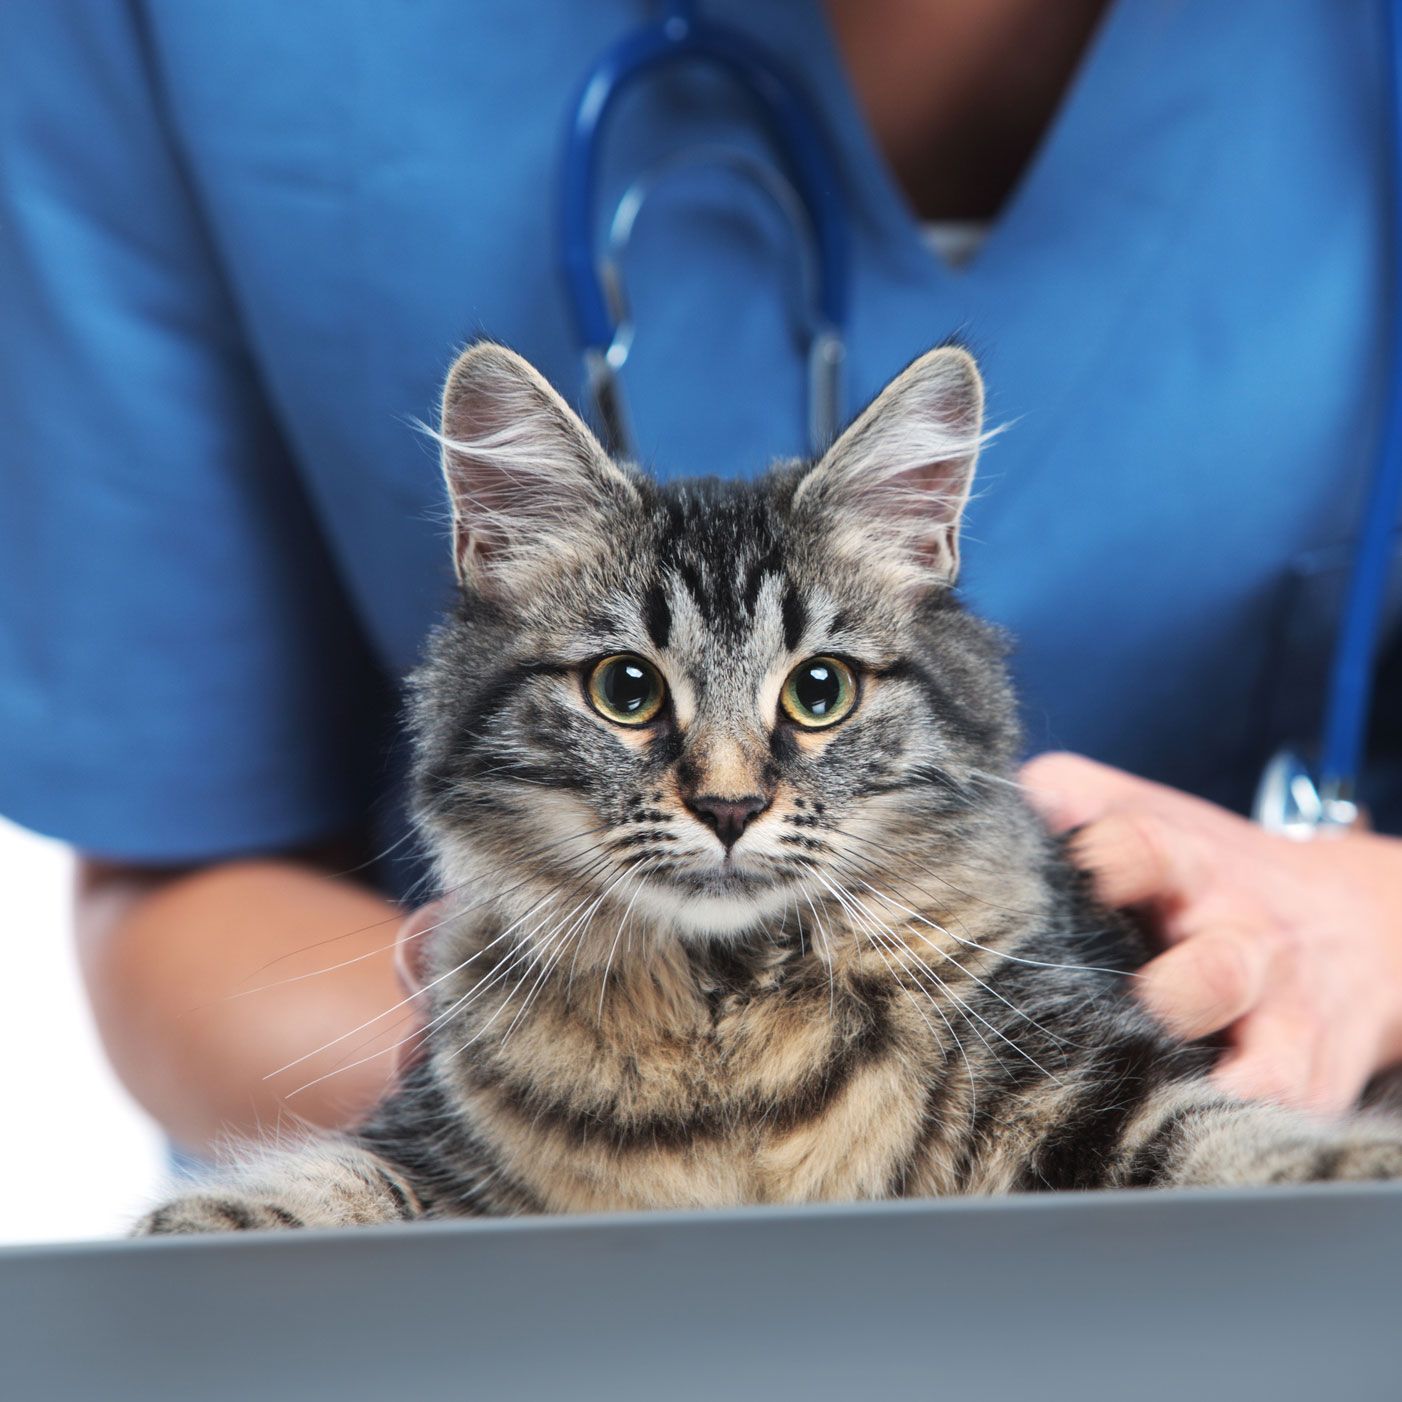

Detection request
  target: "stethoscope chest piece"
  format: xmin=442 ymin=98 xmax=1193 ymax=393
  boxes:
xmin=1252 ymin=748 xmax=1360 ymax=840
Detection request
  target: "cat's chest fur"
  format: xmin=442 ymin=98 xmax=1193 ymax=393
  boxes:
xmin=429 ymin=923 xmax=944 ymax=1213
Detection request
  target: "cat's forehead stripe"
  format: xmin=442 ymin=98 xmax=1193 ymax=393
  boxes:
xmin=659 ymin=559 xmax=802 ymax=653
xmin=642 ymin=582 xmax=671 ymax=651
xmin=780 ymin=583 xmax=806 ymax=653
xmin=648 ymin=478 xmax=798 ymax=639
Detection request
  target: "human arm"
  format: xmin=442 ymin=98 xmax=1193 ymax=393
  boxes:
xmin=76 ymin=849 xmax=410 ymax=1154
xmin=1022 ymin=752 xmax=1402 ymax=1114
xmin=1 ymin=2 xmax=415 ymax=1150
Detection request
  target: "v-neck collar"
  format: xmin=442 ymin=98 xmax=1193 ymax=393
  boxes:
xmin=726 ymin=1 xmax=1231 ymax=452
xmin=759 ymin=0 xmax=1146 ymax=287
xmin=731 ymin=1 xmax=1224 ymax=297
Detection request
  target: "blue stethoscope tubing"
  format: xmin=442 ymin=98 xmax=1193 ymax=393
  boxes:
xmin=1309 ymin=0 xmax=1402 ymax=820
xmin=560 ymin=0 xmax=1402 ymax=837
xmin=1260 ymin=0 xmax=1402 ymax=836
xmin=559 ymin=0 xmax=849 ymax=460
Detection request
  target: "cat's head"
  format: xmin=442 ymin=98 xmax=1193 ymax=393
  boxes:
xmin=411 ymin=343 xmax=1019 ymax=943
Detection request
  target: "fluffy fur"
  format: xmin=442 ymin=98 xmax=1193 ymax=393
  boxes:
xmin=138 ymin=344 xmax=1402 ymax=1235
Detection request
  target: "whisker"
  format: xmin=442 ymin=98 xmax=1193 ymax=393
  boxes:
xmin=965 ymin=767 xmax=1028 ymax=794
xmin=269 ymin=843 xmax=619 ymax=1083
xmin=821 ymin=876 xmax=984 ymax=1129
xmin=838 ymin=857 xmax=1137 ymax=981
xmin=227 ymin=820 xmax=616 ymax=991
xmin=800 ymin=889 xmax=837 ymax=1018
xmin=279 ymin=865 xmax=618 ymax=1099
xmin=323 ymin=825 xmax=422 ymax=882
xmin=832 ymin=870 xmax=1089 ymax=1050
xmin=828 ymin=825 xmax=1048 ymax=920
xmin=817 ymin=874 xmax=1065 ymax=1088
xmin=594 ymin=859 xmax=659 ymax=1025
xmin=505 ymin=861 xmax=648 ymax=1044
xmin=819 ymin=875 xmax=999 ymax=1071
xmin=388 ymin=855 xmax=623 ymax=1066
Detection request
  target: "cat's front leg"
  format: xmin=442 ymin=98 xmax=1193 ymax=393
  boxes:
xmin=1115 ymin=1086 xmax=1402 ymax=1190
xmin=134 ymin=1136 xmax=422 ymax=1237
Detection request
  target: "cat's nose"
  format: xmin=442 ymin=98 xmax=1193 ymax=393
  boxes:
xmin=684 ymin=794 xmax=770 ymax=850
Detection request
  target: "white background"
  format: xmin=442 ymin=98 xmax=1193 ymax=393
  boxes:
xmin=0 ymin=817 xmax=165 ymax=1245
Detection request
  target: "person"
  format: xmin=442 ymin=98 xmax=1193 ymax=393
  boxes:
xmin=1 ymin=0 xmax=1400 ymax=1155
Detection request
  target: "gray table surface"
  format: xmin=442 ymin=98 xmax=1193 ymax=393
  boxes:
xmin=2 ymin=1184 xmax=1399 ymax=1401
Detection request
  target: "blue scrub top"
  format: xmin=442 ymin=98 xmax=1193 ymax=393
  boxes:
xmin=1 ymin=0 xmax=1400 ymax=881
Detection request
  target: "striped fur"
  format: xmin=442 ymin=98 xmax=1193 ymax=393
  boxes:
xmin=137 ymin=345 xmax=1402 ymax=1236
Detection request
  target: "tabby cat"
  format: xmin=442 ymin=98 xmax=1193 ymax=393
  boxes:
xmin=139 ymin=343 xmax=1402 ymax=1234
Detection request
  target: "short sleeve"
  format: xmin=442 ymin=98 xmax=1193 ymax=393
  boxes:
xmin=0 ymin=1 xmax=388 ymax=861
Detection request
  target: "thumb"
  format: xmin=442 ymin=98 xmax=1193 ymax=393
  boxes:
xmin=394 ymin=900 xmax=446 ymax=998
xmin=392 ymin=900 xmax=446 ymax=1078
xmin=1135 ymin=925 xmax=1269 ymax=1040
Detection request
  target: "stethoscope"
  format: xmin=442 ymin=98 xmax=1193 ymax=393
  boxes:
xmin=559 ymin=0 xmax=1402 ymax=840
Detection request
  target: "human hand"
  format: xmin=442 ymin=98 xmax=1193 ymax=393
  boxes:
xmin=391 ymin=901 xmax=443 ymax=1077
xmin=1021 ymin=753 xmax=1402 ymax=1115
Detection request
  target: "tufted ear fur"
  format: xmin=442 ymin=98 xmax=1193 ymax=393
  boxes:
xmin=793 ymin=346 xmax=985 ymax=592
xmin=436 ymin=344 xmax=639 ymax=596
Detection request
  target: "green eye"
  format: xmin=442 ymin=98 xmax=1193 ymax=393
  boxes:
xmin=780 ymin=656 xmax=858 ymax=729
xmin=588 ymin=654 xmax=666 ymax=726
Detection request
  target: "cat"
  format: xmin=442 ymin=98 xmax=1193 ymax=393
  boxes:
xmin=138 ymin=342 xmax=1402 ymax=1234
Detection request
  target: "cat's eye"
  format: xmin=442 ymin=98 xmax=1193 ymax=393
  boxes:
xmin=588 ymin=654 xmax=667 ymax=726
xmin=780 ymin=656 xmax=858 ymax=729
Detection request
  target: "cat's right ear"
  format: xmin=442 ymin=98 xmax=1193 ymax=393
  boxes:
xmin=436 ymin=343 xmax=638 ymax=595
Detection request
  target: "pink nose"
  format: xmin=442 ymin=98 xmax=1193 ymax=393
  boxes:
xmin=683 ymin=794 xmax=770 ymax=850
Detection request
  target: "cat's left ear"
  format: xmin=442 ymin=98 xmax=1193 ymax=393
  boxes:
xmin=794 ymin=346 xmax=985 ymax=589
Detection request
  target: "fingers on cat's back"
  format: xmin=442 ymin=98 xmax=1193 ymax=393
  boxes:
xmin=1136 ymin=926 xmax=1268 ymax=1041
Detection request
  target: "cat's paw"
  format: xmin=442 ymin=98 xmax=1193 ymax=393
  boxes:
xmin=1256 ymin=1127 xmax=1402 ymax=1186
xmin=1305 ymin=1136 xmax=1402 ymax=1184
xmin=134 ymin=1193 xmax=306 ymax=1237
